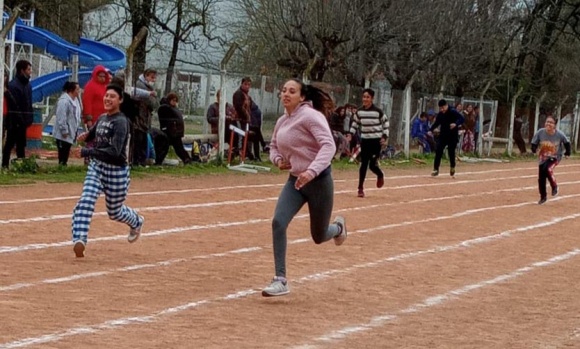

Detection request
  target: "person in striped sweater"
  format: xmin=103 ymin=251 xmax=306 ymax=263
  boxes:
xmin=346 ymin=88 xmax=389 ymax=197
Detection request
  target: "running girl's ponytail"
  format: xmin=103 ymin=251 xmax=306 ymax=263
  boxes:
xmin=290 ymin=78 xmax=335 ymax=120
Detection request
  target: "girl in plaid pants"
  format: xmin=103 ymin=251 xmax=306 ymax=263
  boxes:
xmin=71 ymin=84 xmax=144 ymax=258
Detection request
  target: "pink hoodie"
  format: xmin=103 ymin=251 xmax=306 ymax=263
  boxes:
xmin=269 ymin=102 xmax=336 ymax=178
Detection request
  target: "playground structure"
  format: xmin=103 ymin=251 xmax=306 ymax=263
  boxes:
xmin=0 ymin=11 xmax=125 ymax=154
xmin=3 ymin=12 xmax=125 ymax=103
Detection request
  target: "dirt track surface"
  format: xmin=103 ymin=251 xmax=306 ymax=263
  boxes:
xmin=1 ymin=159 xmax=580 ymax=349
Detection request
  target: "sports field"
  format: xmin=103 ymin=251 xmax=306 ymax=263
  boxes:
xmin=1 ymin=159 xmax=579 ymax=348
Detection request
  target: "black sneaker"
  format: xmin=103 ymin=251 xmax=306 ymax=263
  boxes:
xmin=431 ymin=170 xmax=439 ymax=177
xmin=538 ymin=197 xmax=547 ymax=205
xmin=552 ymin=186 xmax=558 ymax=197
xmin=450 ymin=167 xmax=455 ymax=177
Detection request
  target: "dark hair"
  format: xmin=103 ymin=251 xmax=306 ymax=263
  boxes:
xmin=166 ymin=92 xmax=179 ymax=102
xmin=111 ymin=76 xmax=125 ymax=89
xmin=62 ymin=81 xmax=79 ymax=93
xmin=546 ymin=114 xmax=557 ymax=124
xmin=438 ymin=99 xmax=447 ymax=107
xmin=420 ymin=111 xmax=428 ymax=118
xmin=363 ymin=88 xmax=375 ymax=98
xmin=15 ymin=60 xmax=31 ymax=74
xmin=241 ymin=76 xmax=252 ymax=84
xmin=106 ymin=83 xmax=124 ymax=99
xmin=288 ymin=78 xmax=335 ymax=119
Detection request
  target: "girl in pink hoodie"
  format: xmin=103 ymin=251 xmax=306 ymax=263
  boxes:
xmin=262 ymin=79 xmax=347 ymax=297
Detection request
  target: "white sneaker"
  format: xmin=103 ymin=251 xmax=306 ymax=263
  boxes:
xmin=128 ymin=215 xmax=144 ymax=243
xmin=262 ymin=276 xmax=289 ymax=297
xmin=333 ymin=216 xmax=347 ymax=246
xmin=73 ymin=240 xmax=85 ymax=258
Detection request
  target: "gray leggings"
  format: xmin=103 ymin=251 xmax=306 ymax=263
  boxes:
xmin=271 ymin=167 xmax=340 ymax=277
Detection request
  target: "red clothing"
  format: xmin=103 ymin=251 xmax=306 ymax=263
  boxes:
xmin=82 ymin=65 xmax=110 ymax=125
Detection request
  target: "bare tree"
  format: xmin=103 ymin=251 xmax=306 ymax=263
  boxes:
xmin=149 ymin=0 xmax=224 ymax=95
xmin=234 ymin=0 xmax=390 ymax=82
xmin=509 ymin=0 xmax=580 ymax=104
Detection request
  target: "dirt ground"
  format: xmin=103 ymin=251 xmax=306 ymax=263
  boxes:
xmin=1 ymin=159 xmax=580 ymax=349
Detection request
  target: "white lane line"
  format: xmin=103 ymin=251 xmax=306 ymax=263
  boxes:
xmin=2 ymin=181 xmax=580 ymax=254
xmin=2 ymin=189 xmax=579 ymax=296
xmin=2 ymin=229 xmax=579 ymax=349
xmin=291 ymin=248 xmax=580 ymax=349
xmin=1 ymin=164 xmax=577 ymax=205
xmin=2 ymin=172 xmax=579 ymax=226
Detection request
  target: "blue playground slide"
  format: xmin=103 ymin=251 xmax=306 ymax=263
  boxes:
xmin=7 ymin=14 xmax=126 ymax=103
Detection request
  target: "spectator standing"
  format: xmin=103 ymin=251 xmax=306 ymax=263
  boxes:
xmin=206 ymin=89 xmax=237 ymax=150
xmin=53 ymin=82 xmax=82 ymax=166
xmin=72 ymin=84 xmax=144 ymax=258
xmin=110 ymin=70 xmax=155 ymax=164
xmin=81 ymin=65 xmax=110 ymax=165
xmin=531 ymin=115 xmax=570 ymax=205
xmin=2 ymin=73 xmax=8 ymax=146
xmin=2 ymin=60 xmax=34 ymax=169
xmin=428 ymin=99 xmax=464 ymax=177
xmin=132 ymin=68 xmax=158 ymax=166
xmin=156 ymin=92 xmax=192 ymax=165
xmin=82 ymin=65 xmax=110 ymax=129
xmin=473 ymin=105 xmax=481 ymax=152
xmin=249 ymin=100 xmax=266 ymax=162
xmin=346 ymin=88 xmax=389 ymax=198
xmin=233 ymin=77 xmax=253 ymax=157
xmin=262 ymin=78 xmax=346 ymax=297
xmin=233 ymin=77 xmax=252 ymax=130
xmin=513 ymin=114 xmax=527 ymax=154
xmin=461 ymin=104 xmax=476 ymax=153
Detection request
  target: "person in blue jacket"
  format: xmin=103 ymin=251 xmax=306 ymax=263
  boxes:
xmin=411 ymin=112 xmax=431 ymax=153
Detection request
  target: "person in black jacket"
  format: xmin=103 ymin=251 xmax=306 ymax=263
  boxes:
xmin=249 ymin=100 xmax=266 ymax=161
xmin=2 ymin=60 xmax=34 ymax=168
xmin=156 ymin=92 xmax=192 ymax=165
xmin=72 ymin=84 xmax=144 ymax=258
xmin=428 ymin=99 xmax=465 ymax=177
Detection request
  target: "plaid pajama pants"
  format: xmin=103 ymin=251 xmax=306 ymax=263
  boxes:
xmin=72 ymin=159 xmax=140 ymax=243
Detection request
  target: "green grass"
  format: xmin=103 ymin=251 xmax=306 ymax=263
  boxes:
xmin=2 ymin=128 xmax=564 ymax=186
xmin=0 ymin=159 xmax=243 ymax=185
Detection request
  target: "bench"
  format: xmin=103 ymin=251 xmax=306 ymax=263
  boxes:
xmin=182 ymin=134 xmax=218 ymax=145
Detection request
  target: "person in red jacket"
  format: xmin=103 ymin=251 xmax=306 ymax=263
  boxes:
xmin=82 ymin=65 xmax=110 ymax=129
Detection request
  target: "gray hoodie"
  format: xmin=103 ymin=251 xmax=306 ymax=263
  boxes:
xmin=53 ymin=92 xmax=82 ymax=144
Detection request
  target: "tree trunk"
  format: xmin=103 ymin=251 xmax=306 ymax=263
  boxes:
xmin=164 ymin=0 xmax=183 ymax=95
xmin=129 ymin=0 xmax=152 ymax=85
xmin=530 ymin=0 xmax=563 ymax=93
xmin=511 ymin=1 xmax=549 ymax=99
